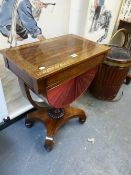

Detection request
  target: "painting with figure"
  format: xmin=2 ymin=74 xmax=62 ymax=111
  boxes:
xmin=89 ymin=0 xmax=105 ymax=32
xmin=85 ymin=0 xmax=123 ymax=44
xmin=0 ymin=0 xmax=56 ymax=46
xmin=87 ymin=0 xmax=112 ymax=43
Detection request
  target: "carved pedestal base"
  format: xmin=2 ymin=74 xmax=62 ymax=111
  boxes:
xmin=25 ymin=105 xmax=86 ymax=151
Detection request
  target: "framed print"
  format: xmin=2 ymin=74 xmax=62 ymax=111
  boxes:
xmin=0 ymin=0 xmax=70 ymax=49
xmin=84 ymin=0 xmax=123 ymax=43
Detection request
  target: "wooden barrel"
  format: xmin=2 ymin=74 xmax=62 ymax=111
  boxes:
xmin=90 ymin=45 xmax=131 ymax=100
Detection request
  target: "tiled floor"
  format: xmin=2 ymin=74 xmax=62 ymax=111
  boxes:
xmin=0 ymin=84 xmax=131 ymax=175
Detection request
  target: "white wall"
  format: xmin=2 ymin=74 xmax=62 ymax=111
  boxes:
xmin=69 ymin=0 xmax=90 ymax=36
xmin=39 ymin=0 xmax=71 ymax=38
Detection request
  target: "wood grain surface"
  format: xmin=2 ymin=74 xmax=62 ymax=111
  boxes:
xmin=0 ymin=34 xmax=110 ymax=94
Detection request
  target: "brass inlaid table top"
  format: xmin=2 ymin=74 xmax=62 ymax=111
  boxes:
xmin=1 ymin=34 xmax=109 ymax=94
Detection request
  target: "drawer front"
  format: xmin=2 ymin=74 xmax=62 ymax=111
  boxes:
xmin=46 ymin=54 xmax=105 ymax=90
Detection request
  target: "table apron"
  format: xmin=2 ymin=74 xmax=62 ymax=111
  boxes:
xmin=46 ymin=54 xmax=105 ymax=90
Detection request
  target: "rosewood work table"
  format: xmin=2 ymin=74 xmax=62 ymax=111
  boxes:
xmin=1 ymin=34 xmax=109 ymax=151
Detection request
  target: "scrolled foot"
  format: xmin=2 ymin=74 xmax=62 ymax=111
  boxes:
xmin=79 ymin=115 xmax=86 ymax=124
xmin=125 ymin=76 xmax=131 ymax=85
xmin=44 ymin=137 xmax=54 ymax=152
xmin=25 ymin=117 xmax=34 ymax=128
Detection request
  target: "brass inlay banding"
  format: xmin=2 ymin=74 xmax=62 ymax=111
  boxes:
xmin=104 ymin=60 xmax=131 ymax=68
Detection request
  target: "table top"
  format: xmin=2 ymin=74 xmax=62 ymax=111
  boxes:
xmin=1 ymin=34 xmax=109 ymax=93
xmin=1 ymin=34 xmax=109 ymax=78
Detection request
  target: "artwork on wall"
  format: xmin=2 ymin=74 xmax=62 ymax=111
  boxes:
xmin=0 ymin=0 xmax=56 ymax=47
xmin=89 ymin=0 xmax=111 ymax=42
xmin=119 ymin=0 xmax=131 ymax=20
xmin=84 ymin=0 xmax=123 ymax=44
